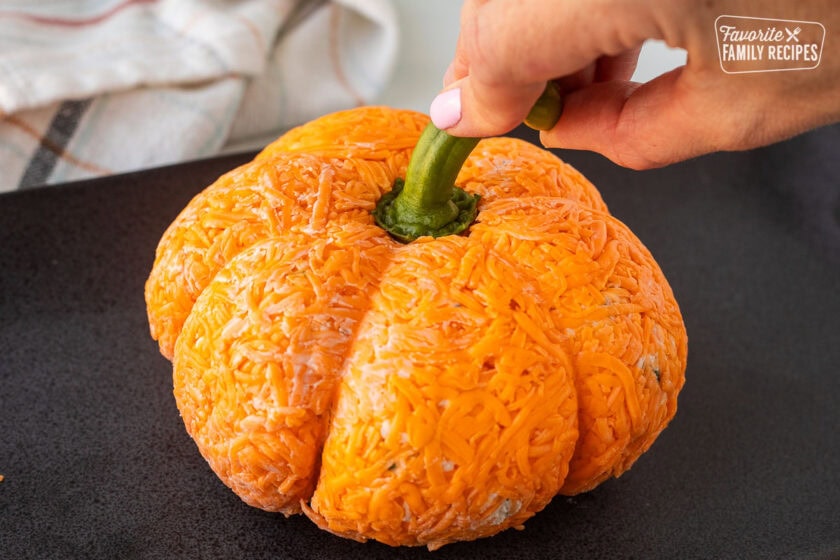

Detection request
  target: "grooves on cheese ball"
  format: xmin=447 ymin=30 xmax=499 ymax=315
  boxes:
xmin=145 ymin=106 xmax=687 ymax=550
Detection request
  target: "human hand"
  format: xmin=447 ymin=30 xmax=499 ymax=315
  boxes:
xmin=430 ymin=0 xmax=840 ymax=169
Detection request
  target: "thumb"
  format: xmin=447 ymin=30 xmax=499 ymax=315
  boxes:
xmin=430 ymin=76 xmax=546 ymax=138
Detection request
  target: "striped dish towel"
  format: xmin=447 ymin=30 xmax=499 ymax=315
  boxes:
xmin=0 ymin=0 xmax=398 ymax=191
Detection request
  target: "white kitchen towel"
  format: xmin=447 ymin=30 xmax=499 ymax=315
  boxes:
xmin=0 ymin=0 xmax=398 ymax=191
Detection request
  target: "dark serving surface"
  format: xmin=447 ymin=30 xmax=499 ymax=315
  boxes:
xmin=1 ymin=124 xmax=838 ymax=560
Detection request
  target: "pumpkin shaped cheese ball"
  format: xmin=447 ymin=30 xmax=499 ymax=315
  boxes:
xmin=145 ymin=106 xmax=687 ymax=550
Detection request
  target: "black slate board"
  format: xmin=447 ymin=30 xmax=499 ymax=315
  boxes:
xmin=1 ymin=124 xmax=839 ymax=560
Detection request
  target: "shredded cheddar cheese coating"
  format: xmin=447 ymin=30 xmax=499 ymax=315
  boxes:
xmin=145 ymin=107 xmax=687 ymax=550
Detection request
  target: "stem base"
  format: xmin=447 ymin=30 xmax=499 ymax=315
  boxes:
xmin=373 ymin=179 xmax=479 ymax=243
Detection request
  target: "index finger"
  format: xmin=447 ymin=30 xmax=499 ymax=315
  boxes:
xmin=434 ymin=0 xmax=662 ymax=137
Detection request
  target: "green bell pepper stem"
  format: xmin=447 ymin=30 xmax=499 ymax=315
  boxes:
xmin=373 ymin=82 xmax=563 ymax=243
xmin=373 ymin=123 xmax=480 ymax=243
xmin=524 ymin=81 xmax=563 ymax=131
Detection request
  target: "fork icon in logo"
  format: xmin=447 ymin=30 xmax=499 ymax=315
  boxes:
xmin=785 ymin=26 xmax=802 ymax=42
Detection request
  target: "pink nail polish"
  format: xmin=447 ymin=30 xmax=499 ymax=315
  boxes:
xmin=430 ymin=88 xmax=462 ymax=130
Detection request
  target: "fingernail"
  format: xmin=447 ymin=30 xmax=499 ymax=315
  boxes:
xmin=430 ymin=88 xmax=462 ymax=130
